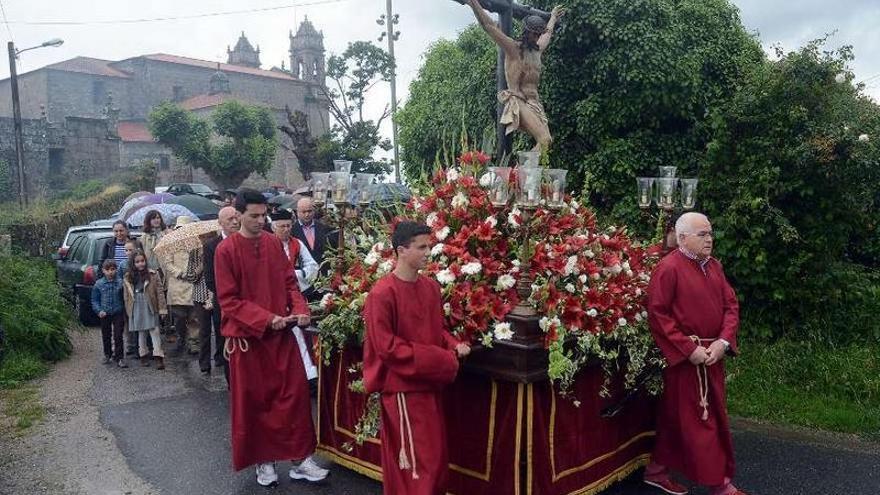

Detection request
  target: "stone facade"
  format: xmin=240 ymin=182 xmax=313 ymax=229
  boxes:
xmin=0 ymin=21 xmax=328 ymax=197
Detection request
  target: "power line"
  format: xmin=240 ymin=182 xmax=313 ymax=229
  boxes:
xmin=0 ymin=0 xmax=15 ymax=43
xmin=3 ymin=0 xmax=347 ymax=26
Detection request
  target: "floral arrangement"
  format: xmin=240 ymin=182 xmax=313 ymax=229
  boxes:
xmin=316 ymin=150 xmax=664 ymax=408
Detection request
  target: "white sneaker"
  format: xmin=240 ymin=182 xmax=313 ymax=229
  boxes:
xmin=255 ymin=462 xmax=278 ymax=487
xmin=289 ymin=456 xmax=329 ymax=482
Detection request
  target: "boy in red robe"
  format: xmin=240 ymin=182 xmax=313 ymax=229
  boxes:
xmin=214 ymin=189 xmax=329 ymax=487
xmin=363 ymin=221 xmax=471 ymax=495
xmin=644 ymin=212 xmax=747 ymax=495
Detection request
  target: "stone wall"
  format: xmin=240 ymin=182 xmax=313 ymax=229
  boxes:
xmin=0 ymin=117 xmax=49 ymax=199
xmin=44 ymin=70 xmax=131 ymax=122
xmin=55 ymin=117 xmax=121 ymax=191
xmin=0 ymin=71 xmax=49 ymax=119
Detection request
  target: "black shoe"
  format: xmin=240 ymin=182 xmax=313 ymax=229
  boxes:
xmin=117 ymin=359 xmax=129 ymax=368
xmin=201 ymin=368 xmax=211 ymax=375
xmin=126 ymin=347 xmax=138 ymax=356
xmin=102 ymin=355 xmax=112 ymax=364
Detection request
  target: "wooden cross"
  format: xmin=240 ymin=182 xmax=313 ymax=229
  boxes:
xmin=452 ymin=0 xmax=550 ymax=158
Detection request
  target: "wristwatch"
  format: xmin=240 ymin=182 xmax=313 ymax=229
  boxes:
xmin=718 ymin=338 xmax=731 ymax=352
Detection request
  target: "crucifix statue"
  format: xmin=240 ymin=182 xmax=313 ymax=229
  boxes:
xmin=454 ymin=0 xmax=563 ymax=159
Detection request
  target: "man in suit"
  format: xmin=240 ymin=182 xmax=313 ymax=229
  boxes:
xmin=291 ymin=197 xmax=333 ymax=302
xmin=203 ymin=206 xmax=240 ymax=386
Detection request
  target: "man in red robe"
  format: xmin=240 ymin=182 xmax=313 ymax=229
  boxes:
xmin=214 ymin=189 xmax=329 ymax=487
xmin=644 ymin=212 xmax=747 ymax=495
xmin=363 ymin=221 xmax=471 ymax=495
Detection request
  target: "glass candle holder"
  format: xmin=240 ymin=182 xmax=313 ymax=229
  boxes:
xmin=680 ymin=178 xmax=698 ymax=209
xmin=543 ymin=169 xmax=568 ymax=206
xmin=333 ymin=160 xmax=353 ymax=174
xmin=311 ymin=172 xmax=330 ymax=204
xmin=517 ymin=150 xmax=540 ymax=169
xmin=354 ymin=173 xmax=376 ymax=204
xmin=656 ymin=177 xmax=679 ymax=209
xmin=487 ymin=166 xmax=512 ymax=206
xmin=636 ymin=177 xmax=655 ymax=208
xmin=658 ymin=166 xmax=678 ymax=178
xmin=329 ymin=171 xmax=351 ymax=203
xmin=516 ymin=166 xmax=543 ymax=207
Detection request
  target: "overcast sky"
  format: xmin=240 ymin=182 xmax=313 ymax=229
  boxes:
xmin=1 ymin=0 xmax=877 ymax=151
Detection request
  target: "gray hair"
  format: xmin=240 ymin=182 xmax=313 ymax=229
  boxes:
xmin=675 ymin=212 xmax=709 ymax=239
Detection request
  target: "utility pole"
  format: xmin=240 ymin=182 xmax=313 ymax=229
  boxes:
xmin=378 ymin=2 xmax=401 ymax=182
xmin=8 ymin=42 xmax=27 ymax=207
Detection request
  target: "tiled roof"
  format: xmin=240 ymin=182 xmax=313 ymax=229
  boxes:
xmin=117 ymin=121 xmax=154 ymax=142
xmin=44 ymin=57 xmax=131 ymax=78
xmin=139 ymin=54 xmax=297 ymax=81
xmin=179 ymin=93 xmax=281 ymax=111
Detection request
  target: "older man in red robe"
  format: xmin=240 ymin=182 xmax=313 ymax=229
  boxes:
xmin=215 ymin=189 xmax=329 ymax=487
xmin=363 ymin=221 xmax=471 ymax=495
xmin=644 ymin=212 xmax=747 ymax=495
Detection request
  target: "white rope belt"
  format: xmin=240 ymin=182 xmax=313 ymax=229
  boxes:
xmin=223 ymin=337 xmax=249 ymax=360
xmin=396 ymin=392 xmax=419 ymax=480
xmin=690 ymin=336 xmax=716 ymax=421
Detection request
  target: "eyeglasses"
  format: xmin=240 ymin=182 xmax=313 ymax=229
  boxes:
xmin=685 ymin=231 xmax=714 ymax=239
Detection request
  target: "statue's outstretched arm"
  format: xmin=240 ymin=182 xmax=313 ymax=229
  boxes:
xmin=538 ymin=5 xmax=564 ymax=52
xmin=466 ymin=0 xmax=518 ymax=56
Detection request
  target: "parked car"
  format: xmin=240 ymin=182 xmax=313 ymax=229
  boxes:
xmin=55 ymin=230 xmax=141 ymax=325
xmin=56 ymin=225 xmax=113 ymax=259
xmin=165 ymin=183 xmax=221 ymax=201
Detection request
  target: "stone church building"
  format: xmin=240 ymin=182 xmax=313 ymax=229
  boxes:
xmin=0 ymin=18 xmax=329 ymax=197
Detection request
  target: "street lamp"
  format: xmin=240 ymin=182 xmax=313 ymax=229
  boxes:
xmin=8 ymin=38 xmax=64 ymax=207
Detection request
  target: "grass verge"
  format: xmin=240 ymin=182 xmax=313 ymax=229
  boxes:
xmin=727 ymin=338 xmax=880 ymax=440
xmin=0 ymin=351 xmax=48 ymax=434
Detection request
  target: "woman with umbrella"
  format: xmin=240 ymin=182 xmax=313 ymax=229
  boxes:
xmin=140 ymin=210 xmax=168 ymax=273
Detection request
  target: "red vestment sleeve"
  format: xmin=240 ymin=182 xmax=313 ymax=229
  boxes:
xmin=215 ymin=240 xmax=271 ymax=338
xmin=365 ymin=290 xmax=459 ymax=385
xmin=718 ymin=265 xmax=740 ymax=356
xmin=280 ymin=247 xmax=310 ymax=317
xmin=647 ymin=263 xmax=698 ymax=366
xmin=441 ymin=327 xmax=461 ymax=351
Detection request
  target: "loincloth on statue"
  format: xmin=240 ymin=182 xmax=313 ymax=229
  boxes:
xmin=498 ymin=90 xmax=548 ymax=135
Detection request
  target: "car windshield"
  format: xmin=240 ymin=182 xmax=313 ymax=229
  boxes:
xmin=190 ymin=184 xmax=213 ymax=194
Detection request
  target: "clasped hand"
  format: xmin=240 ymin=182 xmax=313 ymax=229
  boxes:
xmin=269 ymin=314 xmax=310 ymax=330
xmin=688 ymin=341 xmax=727 ymax=366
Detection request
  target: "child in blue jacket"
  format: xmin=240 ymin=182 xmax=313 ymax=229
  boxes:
xmin=92 ymin=259 xmax=128 ymax=368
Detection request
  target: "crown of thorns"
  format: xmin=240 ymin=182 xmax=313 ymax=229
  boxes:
xmin=523 ymin=15 xmax=547 ymax=34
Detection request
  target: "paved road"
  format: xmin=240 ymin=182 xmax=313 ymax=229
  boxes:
xmin=91 ymin=333 xmax=880 ymax=495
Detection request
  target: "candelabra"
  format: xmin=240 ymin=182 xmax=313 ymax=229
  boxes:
xmin=636 ymin=166 xmax=699 ymax=251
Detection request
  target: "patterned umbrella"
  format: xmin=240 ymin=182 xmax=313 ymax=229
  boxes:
xmin=124 ymin=191 xmax=151 ymax=203
xmin=166 ymin=194 xmax=220 ymax=219
xmin=124 ymin=203 xmax=196 ymax=227
xmin=153 ymin=220 xmax=221 ymax=260
xmin=141 ymin=193 xmax=175 ymax=204
xmin=268 ymin=194 xmax=297 ymax=206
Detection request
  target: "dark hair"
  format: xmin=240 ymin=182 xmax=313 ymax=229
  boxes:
xmin=101 ymin=259 xmax=118 ymax=270
xmin=125 ymin=238 xmax=143 ymax=251
xmin=142 ymin=210 xmax=166 ymax=234
xmin=112 ymin=220 xmax=129 ymax=231
xmin=392 ymin=221 xmax=432 ymax=253
xmin=125 ymin=250 xmax=149 ymax=286
xmin=234 ymin=188 xmax=267 ymax=213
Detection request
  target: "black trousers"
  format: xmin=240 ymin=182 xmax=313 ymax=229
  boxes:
xmin=202 ymin=298 xmax=229 ymax=386
xmin=100 ymin=312 xmax=126 ymax=360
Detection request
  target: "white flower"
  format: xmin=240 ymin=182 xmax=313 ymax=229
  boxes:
xmin=835 ymin=73 xmax=846 ymax=83
xmin=622 ymin=261 xmax=631 ymax=271
xmin=578 ymin=274 xmax=587 ymax=284
xmin=446 ymin=168 xmax=460 ymax=181
xmin=634 ymin=312 xmax=643 ymax=322
xmin=426 ymin=212 xmax=439 ymax=228
xmin=431 ymin=243 xmax=445 ymax=257
xmin=461 ymin=261 xmax=482 ymax=275
xmin=591 ymin=272 xmax=601 ymax=280
xmin=479 ymin=172 xmax=493 ymax=187
xmin=565 ymin=283 xmax=576 ymax=294
xmin=443 ymin=302 xmax=452 ymax=316
xmin=584 ymin=249 xmax=595 ymax=258
xmin=378 ymin=260 xmax=393 ymax=274
xmin=858 ymin=134 xmax=870 ymax=142
xmin=625 ymin=270 xmax=634 ymax=278
xmin=364 ymin=251 xmax=380 ymax=266
xmin=496 ymin=274 xmax=516 ymax=291
xmin=436 ymin=269 xmax=456 ymax=285
xmin=539 ymin=316 xmax=561 ymax=332
xmin=493 ymin=322 xmax=514 ymax=340
xmin=563 ymin=255 xmax=579 ymax=276
xmin=348 ymin=299 xmax=361 ymax=310
xmin=436 ymin=226 xmax=450 ymax=241
xmin=411 ymin=197 xmax=422 ymax=210
xmin=587 ymin=308 xmax=598 ymax=318
xmin=319 ymin=293 xmax=334 ymax=309
xmin=618 ymin=317 xmax=628 ymax=327
xmin=484 ymin=215 xmax=498 ymax=228
xmin=635 ymin=288 xmax=643 ymax=297
xmin=511 ymin=259 xmax=521 ymax=273
xmin=508 ymin=207 xmax=521 ymax=228
xmin=451 ymin=191 xmax=469 ymax=209
xmin=481 ymin=332 xmax=494 ymax=347
xmin=339 ymin=284 xmax=349 ymax=292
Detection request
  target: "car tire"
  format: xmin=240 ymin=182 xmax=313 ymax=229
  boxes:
xmin=75 ymin=293 xmax=98 ymax=327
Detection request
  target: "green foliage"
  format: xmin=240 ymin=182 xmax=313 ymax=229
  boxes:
xmin=0 ymin=159 xmax=13 ymax=199
xmin=49 ymin=179 xmax=106 ymax=204
xmin=397 ymin=25 xmax=498 ymax=177
xmin=702 ymin=42 xmax=880 ymax=339
xmin=0 ymin=351 xmax=48 ymax=388
xmin=728 ymin=338 xmax=880 ymax=437
xmin=0 ymin=255 xmax=71 ymax=364
xmin=0 ymin=384 xmax=45 ymax=431
xmin=122 ymin=160 xmax=159 ymax=193
xmin=321 ymin=41 xmax=395 ymax=176
xmin=148 ymin=101 xmax=277 ymax=189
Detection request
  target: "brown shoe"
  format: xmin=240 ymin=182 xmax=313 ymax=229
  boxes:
xmin=644 ymin=478 xmax=689 ymax=495
xmin=155 ymin=357 xmax=165 ymax=370
xmin=166 ymin=334 xmax=178 ymax=344
xmin=140 ymin=356 xmax=151 ymax=367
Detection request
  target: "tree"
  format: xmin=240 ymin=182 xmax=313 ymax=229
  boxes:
xmin=279 ymin=107 xmax=325 ymax=180
xmin=319 ymin=41 xmax=394 ymax=176
xmin=396 ymin=25 xmax=498 ymax=178
xmin=148 ymin=100 xmax=277 ymax=189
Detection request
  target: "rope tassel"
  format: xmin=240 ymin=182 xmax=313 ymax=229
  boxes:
xmin=396 ymin=392 xmax=419 ymax=479
xmin=690 ymin=335 xmax=713 ymax=422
